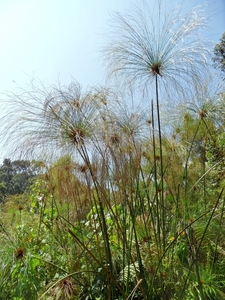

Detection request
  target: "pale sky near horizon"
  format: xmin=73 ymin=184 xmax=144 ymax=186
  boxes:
xmin=0 ymin=0 xmax=224 ymax=161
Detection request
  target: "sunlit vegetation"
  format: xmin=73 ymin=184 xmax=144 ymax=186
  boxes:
xmin=0 ymin=1 xmax=225 ymax=299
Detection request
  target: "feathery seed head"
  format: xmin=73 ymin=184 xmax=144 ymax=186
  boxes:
xmin=103 ymin=1 xmax=209 ymax=95
xmin=1 ymin=80 xmax=102 ymax=159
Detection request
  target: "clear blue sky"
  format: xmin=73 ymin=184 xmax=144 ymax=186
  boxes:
xmin=0 ymin=0 xmax=224 ymax=93
xmin=0 ymin=0 xmax=224 ymax=161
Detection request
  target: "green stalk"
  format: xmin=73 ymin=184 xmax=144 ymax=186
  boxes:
xmin=151 ymin=210 xmax=210 ymax=292
xmin=183 ymin=120 xmax=201 ymax=217
xmin=155 ymin=74 xmax=165 ymax=250
xmin=59 ymin=215 xmax=125 ymax=297
xmin=79 ymin=144 xmax=115 ymax=299
xmin=127 ymin=201 xmax=148 ymax=299
xmin=180 ymin=188 xmax=224 ymax=298
xmin=139 ymin=166 xmax=158 ymax=249
xmin=211 ymin=196 xmax=225 ymax=272
xmin=151 ymin=99 xmax=161 ymax=251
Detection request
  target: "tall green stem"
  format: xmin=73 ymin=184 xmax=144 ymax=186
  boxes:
xmin=151 ymin=99 xmax=161 ymax=250
xmin=155 ymin=75 xmax=165 ymax=250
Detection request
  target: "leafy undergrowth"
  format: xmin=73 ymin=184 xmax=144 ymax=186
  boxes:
xmin=1 ymin=148 xmax=225 ymax=300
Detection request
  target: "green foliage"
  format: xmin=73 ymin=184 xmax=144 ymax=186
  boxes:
xmin=0 ymin=158 xmax=44 ymax=202
xmin=213 ymin=31 xmax=225 ymax=78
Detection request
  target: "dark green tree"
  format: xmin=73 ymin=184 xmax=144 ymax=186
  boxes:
xmin=212 ymin=31 xmax=225 ymax=78
xmin=0 ymin=158 xmax=44 ymax=201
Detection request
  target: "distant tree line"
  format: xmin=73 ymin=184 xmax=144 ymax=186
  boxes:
xmin=0 ymin=158 xmax=44 ymax=202
xmin=213 ymin=31 xmax=225 ymax=79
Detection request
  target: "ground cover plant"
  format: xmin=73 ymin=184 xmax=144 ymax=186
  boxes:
xmin=0 ymin=1 xmax=225 ymax=299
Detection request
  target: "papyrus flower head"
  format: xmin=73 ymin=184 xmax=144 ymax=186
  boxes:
xmin=103 ymin=0 xmax=209 ymax=95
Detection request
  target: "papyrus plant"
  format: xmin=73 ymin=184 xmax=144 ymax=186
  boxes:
xmin=102 ymin=0 xmax=209 ymax=250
